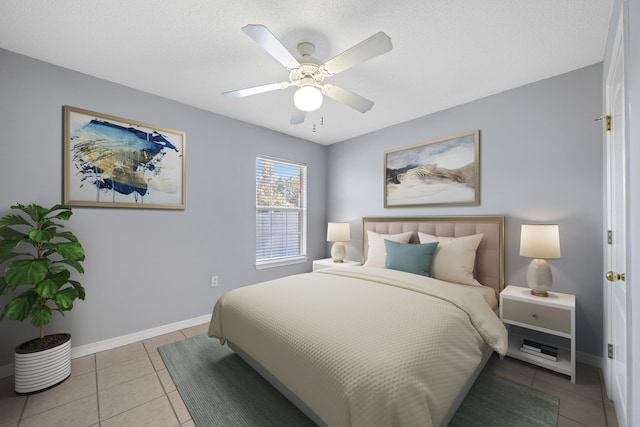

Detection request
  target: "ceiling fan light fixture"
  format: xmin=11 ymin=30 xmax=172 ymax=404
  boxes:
xmin=294 ymin=86 xmax=323 ymax=112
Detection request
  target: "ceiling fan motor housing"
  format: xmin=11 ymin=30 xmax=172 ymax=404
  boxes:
xmin=290 ymin=63 xmax=325 ymax=88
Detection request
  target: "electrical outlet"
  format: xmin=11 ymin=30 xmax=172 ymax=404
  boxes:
xmin=210 ymin=276 xmax=218 ymax=287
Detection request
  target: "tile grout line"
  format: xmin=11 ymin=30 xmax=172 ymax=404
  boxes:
xmin=94 ymin=354 xmax=102 ymax=427
xmin=16 ymin=392 xmax=28 ymax=426
xmin=98 ymin=393 xmax=171 ymax=426
xmin=176 ymin=329 xmax=194 ymax=425
xmin=95 ymin=340 xmax=166 ymax=424
xmin=146 ymin=330 xmax=187 ymax=426
xmin=151 ymin=349 xmax=182 ymax=421
xmin=597 ymin=368 xmax=610 ymax=427
xmin=160 ymin=329 xmax=187 ymax=425
xmin=531 ymin=366 xmax=539 ymax=388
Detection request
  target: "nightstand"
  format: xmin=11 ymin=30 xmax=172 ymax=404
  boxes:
xmin=312 ymin=258 xmax=360 ymax=272
xmin=499 ymin=285 xmax=576 ymax=383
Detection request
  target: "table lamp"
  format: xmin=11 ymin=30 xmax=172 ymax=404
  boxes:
xmin=520 ymin=224 xmax=561 ymax=297
xmin=327 ymin=222 xmax=351 ymax=263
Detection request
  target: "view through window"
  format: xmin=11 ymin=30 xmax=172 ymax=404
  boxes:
xmin=255 ymin=156 xmax=307 ymax=267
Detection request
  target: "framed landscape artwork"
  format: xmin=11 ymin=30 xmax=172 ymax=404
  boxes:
xmin=63 ymin=106 xmax=186 ymax=209
xmin=384 ymin=130 xmax=480 ymax=207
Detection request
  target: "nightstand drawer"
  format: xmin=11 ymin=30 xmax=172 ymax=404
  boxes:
xmin=502 ymin=299 xmax=571 ymax=334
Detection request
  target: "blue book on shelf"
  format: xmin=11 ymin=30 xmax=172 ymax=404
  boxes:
xmin=522 ymin=339 xmax=558 ymax=355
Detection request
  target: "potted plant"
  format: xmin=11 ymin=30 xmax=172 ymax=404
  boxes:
xmin=0 ymin=203 xmax=85 ymax=394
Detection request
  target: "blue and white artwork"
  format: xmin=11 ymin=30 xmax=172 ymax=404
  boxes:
xmin=64 ymin=107 xmax=185 ymax=209
xmin=385 ymin=131 xmax=479 ymax=207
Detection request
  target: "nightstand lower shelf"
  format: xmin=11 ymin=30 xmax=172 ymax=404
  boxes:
xmin=506 ymin=333 xmax=573 ymax=379
xmin=500 ymin=285 xmax=576 ymax=383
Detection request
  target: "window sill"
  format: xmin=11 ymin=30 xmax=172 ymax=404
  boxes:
xmin=255 ymin=256 xmax=309 ymax=270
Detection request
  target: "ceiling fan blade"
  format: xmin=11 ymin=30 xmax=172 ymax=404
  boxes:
xmin=322 ymin=84 xmax=374 ymax=113
xmin=290 ymin=107 xmax=306 ymax=125
xmin=242 ymin=24 xmax=300 ymax=69
xmin=323 ymin=32 xmax=392 ymax=75
xmin=222 ymin=82 xmax=290 ymax=98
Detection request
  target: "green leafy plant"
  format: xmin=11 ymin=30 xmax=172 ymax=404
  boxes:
xmin=0 ymin=203 xmax=85 ymax=340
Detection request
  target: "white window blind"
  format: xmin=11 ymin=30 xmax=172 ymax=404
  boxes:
xmin=256 ymin=156 xmax=307 ymax=267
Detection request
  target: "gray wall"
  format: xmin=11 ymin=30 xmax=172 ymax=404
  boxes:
xmin=0 ymin=47 xmax=607 ymax=367
xmin=0 ymin=48 xmax=328 ymax=367
xmin=327 ymin=64 xmax=604 ymax=359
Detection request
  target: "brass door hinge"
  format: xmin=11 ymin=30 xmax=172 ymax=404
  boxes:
xmin=608 ymin=344 xmax=614 ymax=359
xmin=596 ymin=115 xmax=612 ymax=131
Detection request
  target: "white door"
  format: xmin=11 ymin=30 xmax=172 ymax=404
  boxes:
xmin=604 ymin=10 xmax=627 ymax=427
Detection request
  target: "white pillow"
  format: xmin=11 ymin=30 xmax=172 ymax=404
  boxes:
xmin=417 ymin=232 xmax=483 ymax=286
xmin=364 ymin=230 xmax=413 ymax=267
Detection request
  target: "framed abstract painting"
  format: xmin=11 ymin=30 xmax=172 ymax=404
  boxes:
xmin=384 ymin=130 xmax=480 ymax=208
xmin=63 ymin=106 xmax=186 ymax=209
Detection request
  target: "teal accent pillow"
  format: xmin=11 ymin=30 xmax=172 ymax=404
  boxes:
xmin=384 ymin=240 xmax=439 ymax=277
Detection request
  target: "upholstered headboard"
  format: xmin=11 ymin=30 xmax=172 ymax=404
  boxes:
xmin=362 ymin=216 xmax=505 ymax=295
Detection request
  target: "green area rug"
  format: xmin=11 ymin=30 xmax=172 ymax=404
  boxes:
xmin=449 ymin=369 xmax=559 ymax=427
xmin=159 ymin=334 xmax=558 ymax=426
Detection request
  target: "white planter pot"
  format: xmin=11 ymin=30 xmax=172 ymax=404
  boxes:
xmin=15 ymin=333 xmax=71 ymax=394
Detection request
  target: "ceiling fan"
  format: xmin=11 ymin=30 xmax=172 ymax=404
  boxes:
xmin=222 ymin=24 xmax=393 ymax=125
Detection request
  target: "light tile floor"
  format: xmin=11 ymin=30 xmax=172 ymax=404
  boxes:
xmin=0 ymin=323 xmax=618 ymax=427
xmin=484 ymin=354 xmax=618 ymax=427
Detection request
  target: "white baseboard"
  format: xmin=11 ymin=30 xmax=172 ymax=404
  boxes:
xmin=577 ymin=350 xmax=604 ymax=369
xmin=70 ymin=314 xmax=211 ymax=358
xmin=0 ymin=313 xmax=211 ymax=380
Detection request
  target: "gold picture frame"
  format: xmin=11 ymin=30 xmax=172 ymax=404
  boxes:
xmin=63 ymin=106 xmax=186 ymax=209
xmin=384 ymin=130 xmax=480 ymax=208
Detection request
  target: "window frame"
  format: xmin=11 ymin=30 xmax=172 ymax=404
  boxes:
xmin=255 ymin=155 xmax=308 ymax=269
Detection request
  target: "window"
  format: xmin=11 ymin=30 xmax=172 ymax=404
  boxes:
xmin=255 ymin=156 xmax=307 ymax=268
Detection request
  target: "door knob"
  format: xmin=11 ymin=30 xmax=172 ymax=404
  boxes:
xmin=606 ymin=271 xmax=625 ymax=282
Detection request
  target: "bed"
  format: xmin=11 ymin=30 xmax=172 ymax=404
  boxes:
xmin=208 ymin=216 xmax=508 ymax=426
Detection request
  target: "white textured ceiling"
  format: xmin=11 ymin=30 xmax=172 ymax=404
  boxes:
xmin=0 ymin=0 xmax=613 ymax=145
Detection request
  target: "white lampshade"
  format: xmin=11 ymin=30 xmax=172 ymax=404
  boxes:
xmin=327 ymin=222 xmax=351 ymax=263
xmin=294 ymin=86 xmax=323 ymax=112
xmin=327 ymin=222 xmax=351 ymax=242
xmin=520 ymin=224 xmax=561 ymax=259
xmin=520 ymin=224 xmax=561 ymax=297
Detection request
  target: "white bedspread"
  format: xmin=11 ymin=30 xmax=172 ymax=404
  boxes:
xmin=208 ymin=266 xmax=507 ymax=427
